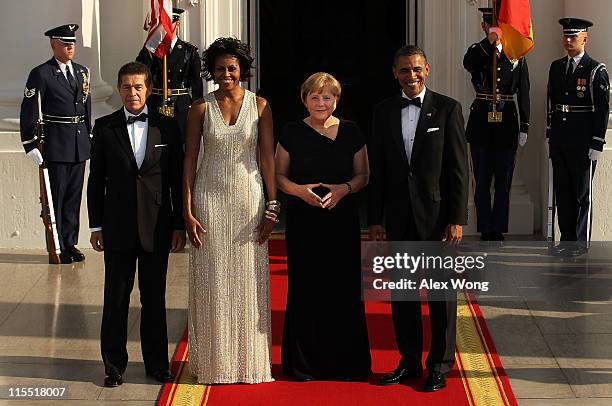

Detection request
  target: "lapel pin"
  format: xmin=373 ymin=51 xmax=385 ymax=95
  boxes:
xmin=427 ymin=112 xmax=432 ymax=117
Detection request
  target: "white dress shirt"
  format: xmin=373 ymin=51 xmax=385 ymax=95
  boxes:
xmin=124 ymin=106 xmax=149 ymax=169
xmin=55 ymin=58 xmax=74 ymax=80
xmin=401 ymin=87 xmax=426 ymax=164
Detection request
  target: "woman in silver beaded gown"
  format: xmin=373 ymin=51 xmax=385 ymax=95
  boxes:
xmin=182 ymin=38 xmax=277 ymax=384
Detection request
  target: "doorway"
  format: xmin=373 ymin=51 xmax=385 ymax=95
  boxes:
xmin=255 ymin=0 xmax=413 ymax=229
xmin=257 ymin=0 xmax=411 ymax=135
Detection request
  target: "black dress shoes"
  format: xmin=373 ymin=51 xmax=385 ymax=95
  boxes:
xmin=67 ymin=245 xmax=85 ymax=262
xmin=147 ymin=369 xmax=175 ymax=383
xmin=550 ymin=243 xmax=587 ymax=258
xmin=491 ymin=232 xmax=505 ymax=242
xmin=379 ymin=367 xmax=423 ymax=385
xmin=58 ymin=250 xmax=73 ymax=264
xmin=424 ymin=372 xmax=446 ymax=392
xmin=103 ymin=374 xmax=123 ymax=387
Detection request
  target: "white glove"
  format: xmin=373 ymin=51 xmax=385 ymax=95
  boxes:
xmin=26 ymin=148 xmax=43 ymax=166
xmin=518 ymin=132 xmax=528 ymax=147
xmin=488 ymin=27 xmax=503 ymax=42
xmin=588 ymin=148 xmax=602 ymax=161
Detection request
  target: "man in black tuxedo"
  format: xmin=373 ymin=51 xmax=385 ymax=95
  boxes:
xmin=368 ymin=45 xmax=468 ymax=392
xmin=87 ymin=62 xmax=185 ymax=387
xmin=20 ymin=24 xmax=91 ymax=264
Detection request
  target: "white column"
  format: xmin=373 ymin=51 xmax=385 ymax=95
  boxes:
xmin=200 ymin=0 xmax=248 ymax=93
xmin=0 ymin=0 xmax=113 ymax=131
xmin=421 ymin=0 xmax=485 ymax=111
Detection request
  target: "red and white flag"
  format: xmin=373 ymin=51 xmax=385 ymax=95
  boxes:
xmin=143 ymin=0 xmax=173 ymax=58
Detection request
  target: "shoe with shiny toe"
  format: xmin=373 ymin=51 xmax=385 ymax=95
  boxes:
xmin=103 ymin=374 xmax=122 ymax=387
xmin=147 ymin=369 xmax=175 ymax=383
xmin=379 ymin=367 xmax=423 ymax=385
xmin=424 ymin=372 xmax=446 ymax=392
xmin=549 ymin=244 xmax=565 ymax=257
xmin=67 ymin=245 xmax=85 ymax=262
xmin=58 ymin=250 xmax=73 ymax=264
xmin=565 ymin=245 xmax=588 ymax=257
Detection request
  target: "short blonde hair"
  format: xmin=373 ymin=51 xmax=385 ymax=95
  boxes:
xmin=300 ymin=72 xmax=342 ymax=103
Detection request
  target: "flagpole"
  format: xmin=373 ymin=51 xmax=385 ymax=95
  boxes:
xmin=488 ymin=0 xmax=502 ymax=123
xmin=159 ymin=54 xmax=174 ymax=117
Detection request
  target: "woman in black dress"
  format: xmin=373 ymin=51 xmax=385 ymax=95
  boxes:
xmin=275 ymin=72 xmax=371 ymax=381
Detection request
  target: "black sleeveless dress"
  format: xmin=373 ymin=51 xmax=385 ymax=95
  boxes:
xmin=280 ymin=119 xmax=371 ymax=380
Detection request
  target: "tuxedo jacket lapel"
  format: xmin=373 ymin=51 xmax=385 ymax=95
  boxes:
xmin=390 ymin=96 xmax=410 ymax=169
xmin=410 ymin=90 xmax=436 ymax=166
xmin=112 ymin=111 xmax=138 ymax=171
xmin=140 ymin=119 xmax=161 ymax=173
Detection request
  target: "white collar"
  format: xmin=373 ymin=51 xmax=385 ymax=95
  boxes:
xmin=55 ymin=58 xmax=73 ymax=73
xmin=124 ymin=105 xmax=149 ymax=121
xmin=401 ymin=87 xmax=427 ymax=103
xmin=171 ymin=36 xmax=178 ymax=50
xmin=568 ymin=51 xmax=585 ymax=63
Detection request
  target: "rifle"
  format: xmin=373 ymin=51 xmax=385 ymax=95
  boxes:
xmin=36 ymin=92 xmax=61 ymax=264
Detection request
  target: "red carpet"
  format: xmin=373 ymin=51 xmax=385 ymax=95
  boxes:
xmin=158 ymin=239 xmax=518 ymax=406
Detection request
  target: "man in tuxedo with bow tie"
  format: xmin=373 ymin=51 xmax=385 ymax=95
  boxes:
xmin=20 ymin=24 xmax=92 ymax=264
xmin=368 ymin=45 xmax=468 ymax=392
xmin=88 ymin=62 xmax=185 ymax=387
xmin=547 ymin=18 xmax=609 ymax=256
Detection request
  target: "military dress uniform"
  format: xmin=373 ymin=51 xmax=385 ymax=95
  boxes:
xmin=547 ymin=18 xmax=610 ymax=248
xmin=463 ymin=14 xmax=530 ymax=240
xmin=20 ymin=24 xmax=91 ymax=263
xmin=136 ymin=9 xmax=203 ymax=141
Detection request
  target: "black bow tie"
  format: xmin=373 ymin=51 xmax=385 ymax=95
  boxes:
xmin=400 ymin=97 xmax=422 ymax=109
xmin=126 ymin=113 xmax=148 ymax=124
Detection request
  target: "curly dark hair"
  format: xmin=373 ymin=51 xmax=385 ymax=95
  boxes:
xmin=202 ymin=37 xmax=254 ymax=82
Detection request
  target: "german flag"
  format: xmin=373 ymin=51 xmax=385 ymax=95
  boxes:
xmin=498 ymin=0 xmax=534 ymax=62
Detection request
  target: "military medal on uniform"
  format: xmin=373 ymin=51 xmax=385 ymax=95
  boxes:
xmin=81 ymin=69 xmax=90 ymax=103
xmin=576 ymin=78 xmax=586 ymax=98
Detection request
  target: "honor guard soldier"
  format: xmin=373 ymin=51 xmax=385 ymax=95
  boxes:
xmin=20 ymin=24 xmax=91 ymax=264
xmin=464 ymin=7 xmax=530 ymax=242
xmin=547 ymin=18 xmax=610 ymax=257
xmin=136 ymin=8 xmax=203 ymax=141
